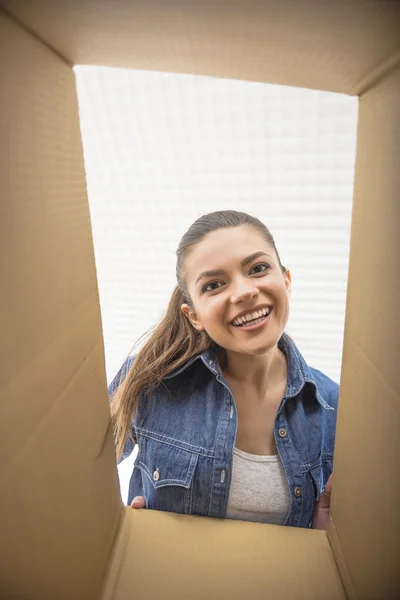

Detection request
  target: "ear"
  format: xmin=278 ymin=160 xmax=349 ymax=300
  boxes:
xmin=284 ymin=269 xmax=292 ymax=297
xmin=181 ymin=304 xmax=205 ymax=331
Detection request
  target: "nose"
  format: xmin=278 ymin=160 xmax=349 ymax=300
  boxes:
xmin=230 ymin=281 xmax=259 ymax=304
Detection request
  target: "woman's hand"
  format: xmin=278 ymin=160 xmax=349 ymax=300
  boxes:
xmin=312 ymin=473 xmax=332 ymax=530
xmin=131 ymin=496 xmax=146 ymax=509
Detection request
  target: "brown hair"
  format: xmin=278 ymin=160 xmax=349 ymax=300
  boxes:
xmin=110 ymin=210 xmax=286 ymax=459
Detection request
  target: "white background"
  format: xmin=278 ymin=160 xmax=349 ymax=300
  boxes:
xmin=75 ymin=67 xmax=358 ymax=503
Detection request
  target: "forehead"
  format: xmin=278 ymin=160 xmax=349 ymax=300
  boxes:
xmin=184 ymin=225 xmax=274 ymax=277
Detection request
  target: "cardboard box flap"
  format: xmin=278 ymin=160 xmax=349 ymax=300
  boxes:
xmin=328 ymin=65 xmax=400 ymax=599
xmin=102 ymin=508 xmax=346 ymax=600
xmin=0 ymin=12 xmax=123 ymax=600
xmin=2 ymin=0 xmax=400 ymax=95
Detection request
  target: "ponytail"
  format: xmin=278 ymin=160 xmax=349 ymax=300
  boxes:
xmin=110 ymin=286 xmax=210 ymax=460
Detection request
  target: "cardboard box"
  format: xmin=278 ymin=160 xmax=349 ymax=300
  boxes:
xmin=0 ymin=1 xmax=399 ymax=598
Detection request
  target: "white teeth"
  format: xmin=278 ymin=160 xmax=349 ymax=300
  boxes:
xmin=232 ymin=306 xmax=271 ymax=326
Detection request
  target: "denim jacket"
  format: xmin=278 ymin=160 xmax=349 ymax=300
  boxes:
xmin=108 ymin=333 xmax=339 ymax=528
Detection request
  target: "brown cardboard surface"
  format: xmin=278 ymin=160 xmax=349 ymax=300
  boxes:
xmin=1 ymin=1 xmax=400 ymax=599
xmin=328 ymin=65 xmax=400 ymax=599
xmin=2 ymin=0 xmax=400 ymax=95
xmin=0 ymin=11 xmax=123 ymax=600
xmin=102 ymin=508 xmax=346 ymax=600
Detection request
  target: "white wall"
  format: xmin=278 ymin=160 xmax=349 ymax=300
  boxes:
xmin=74 ymin=67 xmax=358 ymax=503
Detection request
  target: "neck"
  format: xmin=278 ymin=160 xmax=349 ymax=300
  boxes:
xmin=221 ymin=344 xmax=287 ymax=397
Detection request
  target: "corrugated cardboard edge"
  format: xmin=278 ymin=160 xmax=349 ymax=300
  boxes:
xmin=100 ymin=507 xmax=132 ymax=600
xmin=328 ymin=517 xmax=357 ymax=600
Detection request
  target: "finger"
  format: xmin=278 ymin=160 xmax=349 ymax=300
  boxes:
xmin=312 ymin=506 xmax=330 ymax=531
xmin=131 ymin=496 xmax=145 ymax=508
xmin=317 ymin=476 xmax=333 ymax=511
xmin=131 ymin=496 xmax=146 ymax=509
xmin=325 ymin=473 xmax=333 ymax=494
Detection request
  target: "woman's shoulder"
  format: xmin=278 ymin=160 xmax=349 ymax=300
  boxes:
xmin=108 ymin=355 xmax=136 ymax=398
xmin=283 ymin=333 xmax=339 ymax=409
xmin=308 ymin=366 xmax=340 ymax=408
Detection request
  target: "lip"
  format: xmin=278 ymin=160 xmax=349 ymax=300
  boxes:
xmin=230 ymin=304 xmax=272 ymax=325
xmin=230 ymin=307 xmax=273 ymax=332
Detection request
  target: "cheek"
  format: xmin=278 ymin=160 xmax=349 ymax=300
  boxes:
xmin=261 ymin=282 xmax=290 ymax=314
xmin=269 ymin=280 xmax=290 ymax=300
xmin=200 ymin=297 xmax=227 ymax=327
xmin=278 ymin=291 xmax=291 ymax=322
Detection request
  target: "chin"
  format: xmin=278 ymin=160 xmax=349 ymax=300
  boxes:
xmin=227 ymin=339 xmax=278 ymax=357
xmin=245 ymin=345 xmax=277 ymax=357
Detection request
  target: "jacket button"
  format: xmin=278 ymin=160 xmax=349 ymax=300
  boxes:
xmin=153 ymin=469 xmax=160 ymax=481
xmin=278 ymin=428 xmax=287 ymax=438
xmin=294 ymin=486 xmax=302 ymax=498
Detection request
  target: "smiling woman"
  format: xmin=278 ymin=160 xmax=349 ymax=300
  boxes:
xmin=109 ymin=210 xmax=339 ymax=529
xmin=180 ymin=224 xmax=291 ymax=361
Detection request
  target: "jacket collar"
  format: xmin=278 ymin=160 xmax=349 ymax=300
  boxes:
xmin=277 ymin=333 xmax=334 ymax=410
xmin=164 ymin=332 xmax=334 ymax=410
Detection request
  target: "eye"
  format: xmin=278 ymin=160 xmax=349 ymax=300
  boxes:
xmin=203 ymin=281 xmax=223 ymax=294
xmin=250 ymin=263 xmax=271 ymax=275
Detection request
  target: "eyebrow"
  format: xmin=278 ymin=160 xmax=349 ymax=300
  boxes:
xmin=195 ymin=252 xmax=271 ymax=285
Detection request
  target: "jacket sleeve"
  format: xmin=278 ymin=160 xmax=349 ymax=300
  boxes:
xmin=108 ymin=356 xmax=136 ymax=463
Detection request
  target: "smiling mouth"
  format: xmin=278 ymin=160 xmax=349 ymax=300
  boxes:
xmin=231 ymin=306 xmax=272 ymax=327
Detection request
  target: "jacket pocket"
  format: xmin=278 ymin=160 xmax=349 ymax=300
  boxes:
xmin=135 ymin=435 xmax=198 ymax=515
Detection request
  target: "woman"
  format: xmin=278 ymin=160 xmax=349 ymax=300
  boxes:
xmin=109 ymin=210 xmax=337 ymax=529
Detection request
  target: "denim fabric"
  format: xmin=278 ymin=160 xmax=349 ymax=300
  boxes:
xmin=108 ymin=332 xmax=339 ymax=528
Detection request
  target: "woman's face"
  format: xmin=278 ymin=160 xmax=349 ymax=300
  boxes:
xmin=181 ymin=225 xmax=291 ymax=357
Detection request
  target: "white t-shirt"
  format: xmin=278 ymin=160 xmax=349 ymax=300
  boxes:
xmin=226 ymin=447 xmax=290 ymax=525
